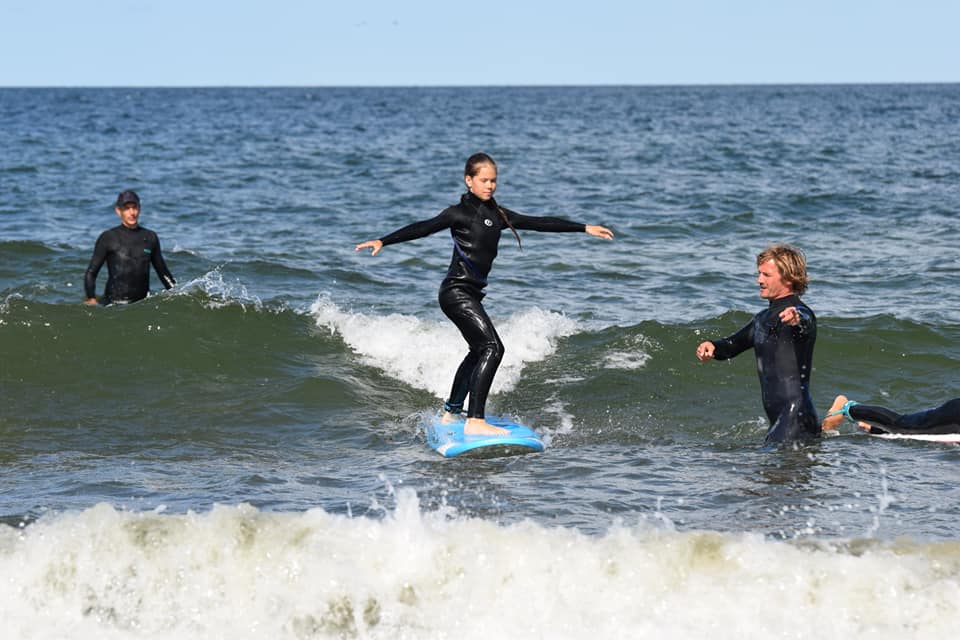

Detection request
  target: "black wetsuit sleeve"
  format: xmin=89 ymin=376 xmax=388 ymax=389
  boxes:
xmin=711 ymin=320 xmax=755 ymax=360
xmin=84 ymin=233 xmax=109 ymax=299
xmin=150 ymin=236 xmax=176 ymax=289
xmin=379 ymin=210 xmax=453 ymax=247
xmin=503 ymin=208 xmax=586 ymax=233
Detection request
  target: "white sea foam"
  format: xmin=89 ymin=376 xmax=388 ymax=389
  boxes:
xmin=310 ymin=297 xmax=579 ymax=398
xmin=537 ymin=399 xmax=579 ymax=446
xmin=602 ymin=334 xmax=656 ymax=370
xmin=179 ymin=268 xmax=265 ymax=310
xmin=602 ymin=349 xmax=652 ymax=370
xmin=2 ymin=492 xmax=959 ymax=640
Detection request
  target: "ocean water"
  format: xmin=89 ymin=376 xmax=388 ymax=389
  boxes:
xmin=2 ymin=85 xmax=960 ymax=638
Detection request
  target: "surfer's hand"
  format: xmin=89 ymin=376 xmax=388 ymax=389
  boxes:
xmin=696 ymin=341 xmax=715 ymax=362
xmin=779 ymin=306 xmax=801 ymax=326
xmin=355 ymin=239 xmax=383 ymax=256
xmin=586 ymin=225 xmax=614 ymax=240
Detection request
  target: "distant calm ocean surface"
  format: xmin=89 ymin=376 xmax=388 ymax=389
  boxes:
xmin=2 ymin=85 xmax=960 ymax=638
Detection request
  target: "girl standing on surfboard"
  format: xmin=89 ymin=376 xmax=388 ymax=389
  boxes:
xmin=355 ymin=152 xmax=614 ymax=436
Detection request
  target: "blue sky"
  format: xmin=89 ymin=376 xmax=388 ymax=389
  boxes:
xmin=1 ymin=0 xmax=957 ymax=86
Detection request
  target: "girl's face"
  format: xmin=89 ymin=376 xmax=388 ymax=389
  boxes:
xmin=465 ymin=164 xmax=497 ymax=201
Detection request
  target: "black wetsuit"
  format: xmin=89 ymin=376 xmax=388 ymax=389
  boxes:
xmin=84 ymin=225 xmax=175 ymax=304
xmin=379 ymin=192 xmax=586 ymax=418
xmin=851 ymin=399 xmax=960 ymax=435
xmin=710 ymin=294 xmax=818 ymax=444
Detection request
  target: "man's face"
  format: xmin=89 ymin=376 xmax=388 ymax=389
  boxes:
xmin=757 ymin=258 xmax=793 ymax=300
xmin=115 ymin=203 xmax=140 ymax=229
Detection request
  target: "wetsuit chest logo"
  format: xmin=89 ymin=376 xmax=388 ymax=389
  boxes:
xmin=483 ymin=218 xmax=493 ymax=227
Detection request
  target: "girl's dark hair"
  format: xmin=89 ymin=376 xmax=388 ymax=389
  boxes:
xmin=464 ymin=153 xmax=521 ymax=249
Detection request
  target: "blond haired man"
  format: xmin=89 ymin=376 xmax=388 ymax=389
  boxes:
xmin=696 ymin=244 xmax=818 ymax=444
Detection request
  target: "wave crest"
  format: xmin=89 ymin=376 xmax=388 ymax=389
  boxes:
xmin=310 ymin=296 xmax=579 ymax=397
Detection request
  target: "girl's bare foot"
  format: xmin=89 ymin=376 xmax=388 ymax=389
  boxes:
xmin=464 ymin=417 xmax=509 ymax=436
xmin=821 ymin=395 xmax=849 ymax=431
xmin=440 ymin=411 xmax=463 ymax=425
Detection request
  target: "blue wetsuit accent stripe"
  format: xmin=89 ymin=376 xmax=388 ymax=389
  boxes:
xmin=452 ymin=235 xmax=487 ymax=284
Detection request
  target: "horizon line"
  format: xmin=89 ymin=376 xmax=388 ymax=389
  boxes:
xmin=1 ymin=81 xmax=958 ymax=90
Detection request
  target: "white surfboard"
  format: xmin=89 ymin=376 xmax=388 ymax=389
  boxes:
xmin=868 ymin=431 xmax=960 ymax=443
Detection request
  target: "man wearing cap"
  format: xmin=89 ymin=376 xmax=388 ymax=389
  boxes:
xmin=84 ymin=190 xmax=176 ymax=305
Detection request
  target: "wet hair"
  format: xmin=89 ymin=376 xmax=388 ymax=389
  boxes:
xmin=464 ymin=152 xmax=496 ymax=178
xmin=757 ymin=244 xmax=809 ymax=295
xmin=465 ymin=152 xmax=522 ymax=249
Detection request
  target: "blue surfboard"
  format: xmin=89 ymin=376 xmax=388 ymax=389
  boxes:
xmin=426 ymin=415 xmax=545 ymax=458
